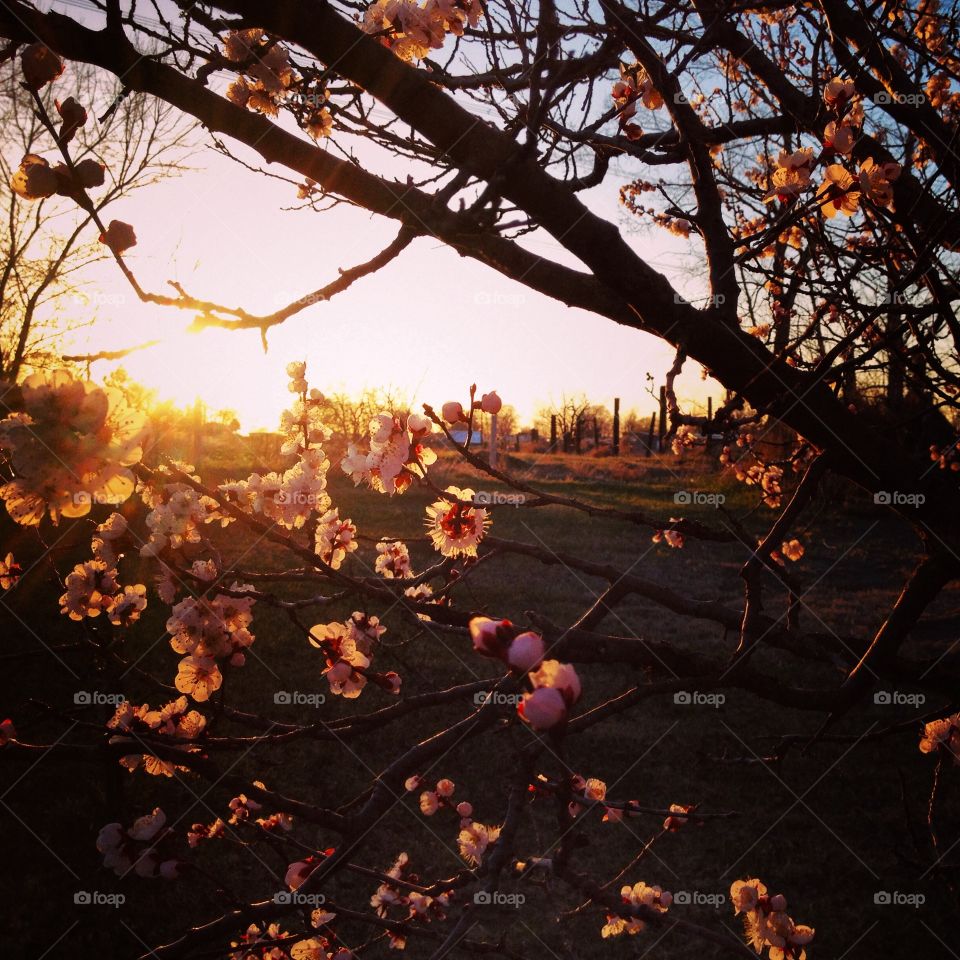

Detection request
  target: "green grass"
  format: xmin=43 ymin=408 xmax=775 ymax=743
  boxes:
xmin=2 ymin=451 xmax=958 ymax=959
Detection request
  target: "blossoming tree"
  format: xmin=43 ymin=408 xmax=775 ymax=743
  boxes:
xmin=1 ymin=1 xmax=960 ymax=958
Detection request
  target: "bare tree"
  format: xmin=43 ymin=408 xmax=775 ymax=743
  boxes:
xmin=0 ymin=58 xmax=194 ymax=381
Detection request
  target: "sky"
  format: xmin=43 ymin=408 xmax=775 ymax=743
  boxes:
xmin=43 ymin=2 xmax=721 ymax=432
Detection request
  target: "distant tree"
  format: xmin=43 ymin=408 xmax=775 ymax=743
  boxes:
xmin=493 ymin=402 xmax=519 ymax=441
xmin=213 ymin=408 xmax=241 ymax=432
xmin=0 ymin=60 xmax=193 ymax=381
xmin=536 ymin=393 xmax=593 ymax=451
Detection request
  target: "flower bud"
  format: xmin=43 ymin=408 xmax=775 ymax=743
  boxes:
xmin=529 ymin=660 xmax=581 ymax=705
xmin=441 ymin=401 xmax=465 ymax=424
xmin=506 ymin=631 xmax=545 ymax=672
xmin=480 ymin=391 xmax=502 ymax=414
xmin=406 ymin=412 xmax=430 ymax=436
xmin=21 ymin=43 xmax=64 ymax=91
xmin=469 ymin=616 xmax=512 ymax=658
xmin=99 ymin=220 xmax=137 ymax=255
xmin=518 ymin=687 xmax=567 ymax=730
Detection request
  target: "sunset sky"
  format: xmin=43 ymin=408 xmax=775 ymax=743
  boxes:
xmin=46 ymin=6 xmax=720 ymax=433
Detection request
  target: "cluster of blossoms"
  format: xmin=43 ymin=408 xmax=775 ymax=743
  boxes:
xmin=929 ymin=440 xmax=960 ymax=471
xmin=225 ymin=786 xmax=293 ymax=835
xmin=763 ymin=76 xmax=900 ymax=218
xmin=374 ymin=539 xmax=436 ymax=607
xmin=409 ymin=776 xmax=473 ymax=821
xmin=59 ymin=560 xmax=147 ymax=626
xmin=188 ymin=786 xmax=294 ymax=853
xmin=281 ymin=363 xmax=330 ymax=454
xmin=404 ymin=772 xmax=500 ymax=867
xmin=220 ymin=449 xmax=331 ymax=530
xmin=230 ymin=917 xmax=348 ymax=960
xmin=919 ymin=712 xmax=960 ymax=762
xmin=10 ymin=150 xmax=104 ymax=201
xmin=223 ymin=28 xmax=298 ymax=118
xmin=309 ymin=612 xmax=398 ymax=699
xmin=167 ymin=583 xmax=257 ymax=701
xmin=96 ymin=807 xmax=179 ymax=879
xmin=58 ymin=511 xmax=148 ymax=624
xmin=314 ymin=508 xmax=358 ymax=569
xmin=370 ymin=851 xmax=449 ymax=931
xmin=0 ymin=370 xmax=144 ymax=525
xmin=9 ymin=47 xmax=136 ymax=252
xmin=611 ymin=61 xmax=664 ymax=140
xmin=731 ymin=879 xmax=814 ymax=960
xmin=361 ymin=0 xmax=482 ymax=62
xmin=440 ymin=388 xmax=502 ymax=426
xmin=91 ymin=511 xmax=130 ymax=566
xmin=535 ymin=773 xmax=698 ymax=830
xmin=220 ymin=364 xmax=334 ymax=529
xmin=342 ymin=411 xmax=435 ymax=495
xmin=671 ymin=423 xmax=702 ymax=455
xmin=375 ymin=540 xmax=413 ymax=578
xmin=107 ymin=696 xmax=206 ymax=777
xmin=601 ymin=881 xmax=672 ymax=938
xmin=721 ymin=441 xmax=785 ymax=509
xmin=817 ymin=157 xmax=901 ymax=218
xmin=469 ymin=616 xmax=582 ymax=730
xmin=139 ymin=466 xmax=229 ymax=559
xmin=425 ymin=486 xmax=491 ymax=557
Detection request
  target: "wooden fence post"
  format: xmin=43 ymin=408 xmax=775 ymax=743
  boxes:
xmin=658 ymin=386 xmax=667 ymax=451
xmin=613 ymin=397 xmax=620 ymax=455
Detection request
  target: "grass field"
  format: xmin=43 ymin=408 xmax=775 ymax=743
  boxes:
xmin=2 ymin=449 xmax=959 ymax=959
